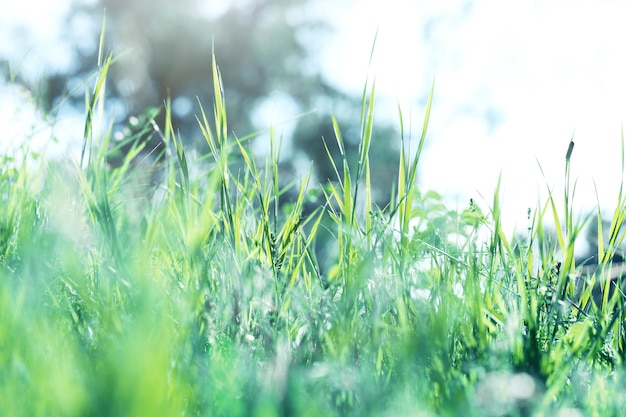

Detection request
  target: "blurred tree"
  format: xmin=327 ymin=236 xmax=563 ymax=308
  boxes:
xmin=8 ymin=0 xmax=401 ymax=206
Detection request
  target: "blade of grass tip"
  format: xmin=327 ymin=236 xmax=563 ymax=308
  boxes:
xmin=562 ymin=138 xmax=580 ymax=286
xmin=610 ymin=132 xmax=626 ymax=255
xmin=97 ymin=11 xmax=106 ymax=67
xmin=359 ymin=29 xmax=378 ymax=137
xmin=606 ymin=131 xmax=626 ymax=254
xmin=300 ymin=208 xmax=326 ymax=292
xmin=107 ymin=138 xmax=145 ymax=194
xmin=321 ymin=140 xmax=344 ymax=217
xmin=407 ymin=78 xmax=434 ymax=187
xmin=330 ymin=115 xmax=352 ymax=223
xmin=490 ymin=173 xmax=512 ymax=257
xmin=233 ymin=135 xmax=274 ymax=265
xmin=343 ymin=155 xmax=353 ymax=225
xmin=271 ymin=131 xmax=287 ymax=242
xmin=211 ymin=42 xmax=227 ymax=144
xmin=396 ymin=141 xmax=406 ymax=216
xmin=357 ymin=79 xmax=375 ymax=180
xmin=533 ymin=199 xmax=559 ymax=277
xmin=83 ymin=11 xmax=110 ymax=167
xmin=564 ymin=137 xmax=575 ymax=235
xmin=205 ymin=48 xmax=236 ymax=245
xmin=606 ymin=204 xmax=626 ymax=259
xmin=81 ymin=54 xmax=111 ymax=168
xmin=352 ymin=80 xmax=375 ymax=225
xmin=590 ymin=180 xmax=626 ymax=269
xmin=397 ymin=102 xmax=405 ymax=142
xmin=163 ymin=96 xmax=173 ymax=148
xmin=198 ymin=96 xmax=231 ymax=225
xmin=565 ymin=138 xmax=575 ymax=162
xmin=397 ymin=103 xmax=406 ymax=187
xmin=196 ymin=99 xmax=219 ymax=161
xmin=174 ymin=131 xmax=189 ymax=193
xmin=525 ymin=205 xmax=539 ymax=279
xmin=537 ymin=160 xmax=565 ymax=250
xmin=321 ymin=183 xmax=343 ymax=221
xmin=341 ymin=29 xmax=376 ymax=227
xmin=593 ymin=183 xmax=605 ymax=262
xmin=280 ymin=170 xmax=311 ymax=248
xmin=330 ymin=115 xmax=346 ymax=168
xmin=93 ymin=63 xmax=109 ymax=151
xmin=164 ymin=99 xmax=189 ymax=192
xmin=235 ymin=136 xmax=257 ymax=183
xmin=270 ymin=127 xmax=280 ymax=230
xmin=80 ymin=64 xmax=97 ymax=167
xmin=400 ymin=80 xmax=434 ymax=241
xmin=163 ymin=97 xmax=178 ymax=190
xmin=395 ymin=104 xmax=407 ymax=219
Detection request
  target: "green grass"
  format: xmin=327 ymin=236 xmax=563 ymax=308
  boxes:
xmin=4 ymin=44 xmax=626 ymax=417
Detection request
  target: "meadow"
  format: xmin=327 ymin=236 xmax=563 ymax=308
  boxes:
xmin=3 ymin=44 xmax=626 ymax=417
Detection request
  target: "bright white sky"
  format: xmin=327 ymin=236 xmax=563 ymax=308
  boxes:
xmin=321 ymin=0 xmax=626 ymax=233
xmin=2 ymin=0 xmax=626 ymax=233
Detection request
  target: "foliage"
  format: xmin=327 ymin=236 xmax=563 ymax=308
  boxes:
xmin=4 ymin=45 xmax=626 ymax=417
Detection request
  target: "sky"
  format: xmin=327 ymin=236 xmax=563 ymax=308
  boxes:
xmin=319 ymin=0 xmax=626 ymax=234
xmin=2 ymin=0 xmax=626 ymax=234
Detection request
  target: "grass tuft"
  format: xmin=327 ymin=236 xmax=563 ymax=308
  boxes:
xmin=4 ymin=36 xmax=626 ymax=417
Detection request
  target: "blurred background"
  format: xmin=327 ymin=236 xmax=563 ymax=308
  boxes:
xmin=2 ymin=0 xmax=626 ymax=233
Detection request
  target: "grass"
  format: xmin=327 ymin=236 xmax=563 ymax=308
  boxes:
xmin=3 ymin=43 xmax=626 ymax=417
